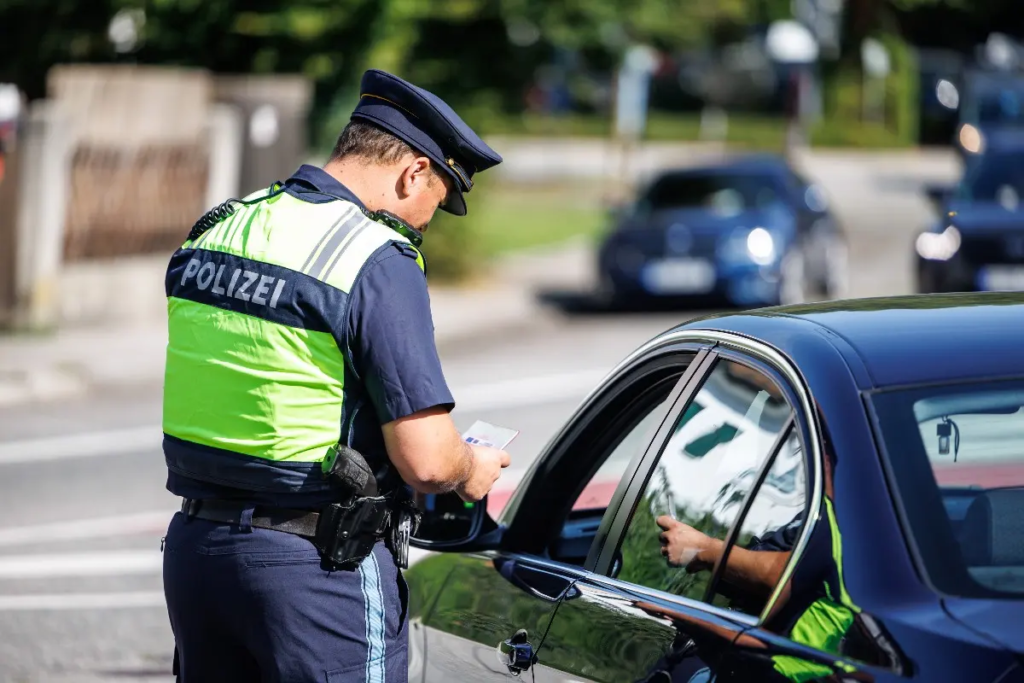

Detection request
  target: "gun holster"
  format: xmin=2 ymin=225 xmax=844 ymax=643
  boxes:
xmin=316 ymin=444 xmax=421 ymax=570
xmin=314 ymin=495 xmax=392 ymax=571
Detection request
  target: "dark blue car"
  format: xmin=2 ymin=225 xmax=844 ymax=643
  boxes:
xmin=597 ymin=156 xmax=847 ymax=309
xmin=918 ymin=136 xmax=1024 ymax=293
xmin=407 ymin=293 xmax=1024 ymax=682
xmin=955 ymin=69 xmax=1024 ymax=161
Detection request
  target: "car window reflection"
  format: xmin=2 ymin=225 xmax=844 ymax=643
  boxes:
xmin=616 ymin=359 xmax=791 ymax=601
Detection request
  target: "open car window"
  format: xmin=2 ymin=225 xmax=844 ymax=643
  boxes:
xmin=493 ymin=354 xmax=702 ymax=567
xmin=546 ymin=373 xmax=680 ymax=567
xmin=872 ymin=380 xmax=1024 ymax=597
xmin=570 ymin=404 xmax=669 ymax=513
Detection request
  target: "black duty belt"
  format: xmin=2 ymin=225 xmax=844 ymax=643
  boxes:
xmin=181 ymin=493 xmax=417 ymax=569
xmin=181 ymin=498 xmax=320 ymax=538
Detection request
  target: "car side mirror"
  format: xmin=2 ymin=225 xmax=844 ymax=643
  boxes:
xmin=410 ymin=492 xmax=488 ymax=550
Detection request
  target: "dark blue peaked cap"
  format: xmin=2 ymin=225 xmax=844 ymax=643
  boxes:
xmin=351 ymin=69 xmax=502 ymax=216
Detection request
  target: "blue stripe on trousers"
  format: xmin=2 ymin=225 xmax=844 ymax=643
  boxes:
xmin=362 ymin=551 xmax=387 ymax=682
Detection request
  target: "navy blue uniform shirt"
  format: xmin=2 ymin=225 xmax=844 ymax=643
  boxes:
xmin=167 ymin=166 xmax=455 ymax=507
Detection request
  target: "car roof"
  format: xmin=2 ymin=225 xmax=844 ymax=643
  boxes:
xmin=676 ymin=293 xmax=1024 ymax=389
xmin=653 ymin=154 xmax=792 ymax=180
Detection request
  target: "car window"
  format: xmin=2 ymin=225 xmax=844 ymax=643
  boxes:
xmin=708 ymin=429 xmax=807 ymax=617
xmin=873 ymin=381 xmax=1024 ymax=597
xmin=976 ymin=87 xmax=1024 ymax=125
xmin=543 ymin=364 xmax=684 ymax=567
xmin=570 ymin=400 xmax=670 ymax=512
xmin=641 ymin=172 xmax=783 ymax=215
xmin=615 ymin=358 xmax=793 ymax=601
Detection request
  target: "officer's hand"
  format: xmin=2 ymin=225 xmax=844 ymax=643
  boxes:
xmin=457 ymin=444 xmax=511 ymax=502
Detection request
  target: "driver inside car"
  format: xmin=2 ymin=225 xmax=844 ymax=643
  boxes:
xmin=650 ymin=426 xmax=875 ymax=682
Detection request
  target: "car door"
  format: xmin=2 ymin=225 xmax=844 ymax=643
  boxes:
xmin=415 ymin=349 xmax=709 ymax=682
xmin=538 ymin=352 xmax=805 ymax=682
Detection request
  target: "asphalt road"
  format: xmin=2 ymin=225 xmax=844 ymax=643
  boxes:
xmin=0 ymin=150 xmax=958 ymax=681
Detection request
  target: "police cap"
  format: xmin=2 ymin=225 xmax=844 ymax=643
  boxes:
xmin=351 ymin=69 xmax=502 ymax=216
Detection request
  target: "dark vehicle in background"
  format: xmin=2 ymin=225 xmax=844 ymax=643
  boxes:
xmin=406 ymin=294 xmax=1024 ymax=682
xmin=596 ymin=156 xmax=847 ymax=309
xmin=954 ymin=69 xmax=1024 ymax=162
xmin=918 ymin=136 xmax=1024 ymax=293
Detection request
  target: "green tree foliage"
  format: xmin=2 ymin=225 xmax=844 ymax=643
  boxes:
xmin=0 ymin=0 xmax=380 ymax=130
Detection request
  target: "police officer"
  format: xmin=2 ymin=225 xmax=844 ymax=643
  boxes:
xmin=160 ymin=69 xmax=511 ymax=681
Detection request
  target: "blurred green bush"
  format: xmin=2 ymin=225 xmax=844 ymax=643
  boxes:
xmin=819 ymin=33 xmax=919 ymax=147
xmin=420 ymin=204 xmax=484 ymax=284
xmin=420 ymin=175 xmax=607 ymax=285
xmin=467 ymin=111 xmax=911 ymax=150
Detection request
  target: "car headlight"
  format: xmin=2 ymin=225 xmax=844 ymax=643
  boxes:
xmin=746 ymin=227 xmax=776 ymax=265
xmin=959 ymin=124 xmax=985 ymax=154
xmin=916 ymin=226 xmax=961 ymax=260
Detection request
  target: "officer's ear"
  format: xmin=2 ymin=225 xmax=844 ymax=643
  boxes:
xmin=397 ymin=155 xmax=435 ymax=199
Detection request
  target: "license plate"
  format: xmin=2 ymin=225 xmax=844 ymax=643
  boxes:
xmin=641 ymin=258 xmax=715 ymax=294
xmin=978 ymin=266 xmax=1024 ymax=291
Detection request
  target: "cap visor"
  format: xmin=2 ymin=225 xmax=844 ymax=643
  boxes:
xmin=441 ymin=189 xmax=467 ymax=216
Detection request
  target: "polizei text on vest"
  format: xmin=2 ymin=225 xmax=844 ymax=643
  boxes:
xmin=181 ymin=258 xmax=287 ymax=309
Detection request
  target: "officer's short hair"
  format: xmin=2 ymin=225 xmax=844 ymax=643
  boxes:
xmin=332 ymin=121 xmax=430 ymax=169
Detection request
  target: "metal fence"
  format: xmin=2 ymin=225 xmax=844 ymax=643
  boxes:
xmin=64 ymin=143 xmax=208 ymax=260
xmin=0 ymin=137 xmax=19 ymax=328
xmin=49 ymin=65 xmax=212 ymax=262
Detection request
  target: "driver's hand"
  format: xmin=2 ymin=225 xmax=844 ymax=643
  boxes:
xmin=657 ymin=516 xmax=716 ymax=572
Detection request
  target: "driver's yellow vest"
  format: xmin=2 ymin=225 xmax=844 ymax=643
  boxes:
xmin=162 ymin=187 xmax=423 ymax=493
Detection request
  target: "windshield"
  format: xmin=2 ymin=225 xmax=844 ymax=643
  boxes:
xmin=975 ymin=87 xmax=1024 ymax=125
xmin=641 ymin=172 xmax=783 ymax=214
xmin=955 ymin=150 xmax=1024 ymax=208
xmin=872 ymin=380 xmax=1024 ymax=598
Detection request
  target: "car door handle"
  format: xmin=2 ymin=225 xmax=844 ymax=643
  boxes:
xmin=498 ymin=628 xmax=535 ymax=676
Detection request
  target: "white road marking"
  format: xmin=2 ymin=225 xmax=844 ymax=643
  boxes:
xmin=0 ymin=369 xmax=606 ymax=465
xmin=0 ymin=551 xmax=162 ymax=579
xmin=0 ymin=511 xmax=174 ymax=547
xmin=0 ymin=426 xmax=160 ymax=465
xmin=0 ymin=591 xmax=166 ymax=611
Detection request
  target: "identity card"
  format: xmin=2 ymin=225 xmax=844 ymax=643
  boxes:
xmin=461 ymin=420 xmax=519 ymax=450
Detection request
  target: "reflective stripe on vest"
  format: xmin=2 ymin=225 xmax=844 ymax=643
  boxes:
xmin=162 ymin=191 xmax=423 ymax=492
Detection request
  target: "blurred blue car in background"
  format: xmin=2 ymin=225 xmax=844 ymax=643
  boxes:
xmin=597 ymin=155 xmax=847 ymax=308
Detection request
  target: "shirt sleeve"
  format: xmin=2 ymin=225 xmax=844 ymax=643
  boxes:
xmin=346 ymin=243 xmax=455 ymax=424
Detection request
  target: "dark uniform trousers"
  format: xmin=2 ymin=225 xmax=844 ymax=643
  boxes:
xmin=163 ymin=511 xmax=409 ymax=682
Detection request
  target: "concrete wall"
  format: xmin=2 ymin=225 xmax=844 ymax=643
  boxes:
xmin=59 ymin=254 xmax=168 ymax=328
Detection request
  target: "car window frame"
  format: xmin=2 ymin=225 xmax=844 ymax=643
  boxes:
xmin=596 ymin=352 xmax=796 ymax=602
xmin=582 ymin=348 xmax=718 ymax=571
xmin=593 ymin=335 xmax=823 ymax=629
xmin=497 ymin=345 xmax=712 ymax=565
